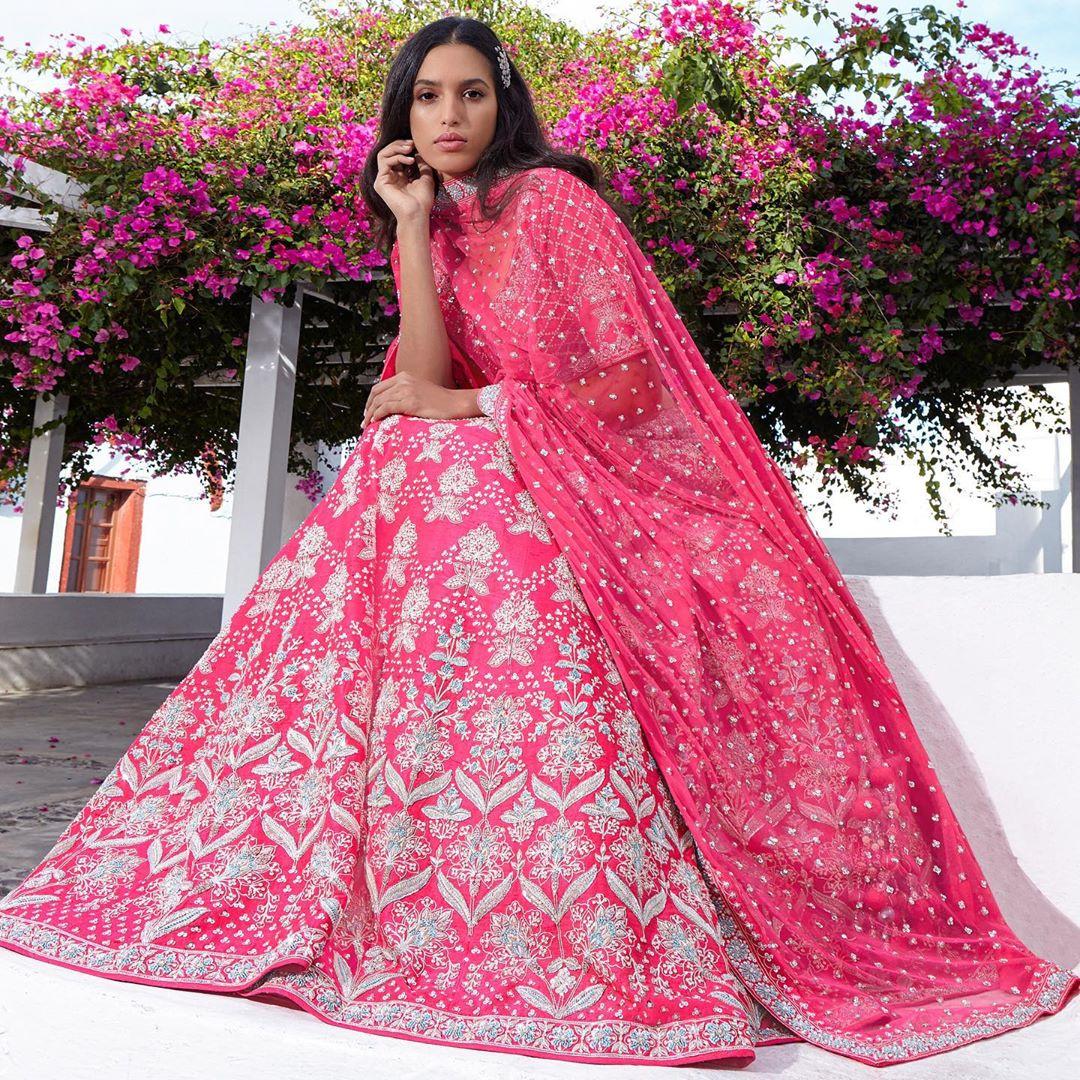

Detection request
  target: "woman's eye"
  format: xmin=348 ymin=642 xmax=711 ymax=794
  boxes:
xmin=415 ymin=90 xmax=485 ymax=102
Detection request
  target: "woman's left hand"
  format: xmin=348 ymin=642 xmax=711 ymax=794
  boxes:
xmin=361 ymin=371 xmax=470 ymax=430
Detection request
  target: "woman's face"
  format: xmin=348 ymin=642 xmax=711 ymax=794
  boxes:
xmin=409 ymin=43 xmax=499 ymax=182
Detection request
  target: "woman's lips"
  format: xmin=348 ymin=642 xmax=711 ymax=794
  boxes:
xmin=435 ymin=135 xmax=467 ymax=147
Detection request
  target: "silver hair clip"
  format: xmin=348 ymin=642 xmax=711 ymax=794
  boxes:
xmin=495 ymin=44 xmax=511 ymax=89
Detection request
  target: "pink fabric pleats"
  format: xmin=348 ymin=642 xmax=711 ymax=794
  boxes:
xmin=0 ymin=412 xmax=795 ymax=1065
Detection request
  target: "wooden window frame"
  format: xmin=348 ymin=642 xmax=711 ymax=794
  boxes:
xmin=59 ymin=476 xmax=146 ymax=593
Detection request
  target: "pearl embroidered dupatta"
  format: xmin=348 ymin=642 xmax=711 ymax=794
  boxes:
xmin=379 ymin=166 xmax=1077 ymax=1064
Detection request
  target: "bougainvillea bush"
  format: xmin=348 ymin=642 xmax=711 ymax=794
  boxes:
xmin=0 ymin=0 xmax=1076 ymax=523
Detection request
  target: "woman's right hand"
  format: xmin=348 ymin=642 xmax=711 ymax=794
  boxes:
xmin=374 ymin=138 xmax=435 ymax=222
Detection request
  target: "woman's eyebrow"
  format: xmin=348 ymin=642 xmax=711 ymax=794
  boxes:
xmin=413 ymin=77 xmax=490 ymax=88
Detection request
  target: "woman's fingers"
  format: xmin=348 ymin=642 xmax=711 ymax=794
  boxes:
xmin=376 ymin=140 xmax=415 ymax=168
xmin=374 ymin=140 xmax=418 ymax=191
xmin=362 ymin=397 xmax=397 ymax=429
xmin=376 ymin=138 xmax=412 ymax=159
xmin=361 ymin=371 xmax=420 ymax=429
xmin=363 ymin=379 xmax=398 ymax=426
xmin=366 ymin=374 xmax=393 ymax=400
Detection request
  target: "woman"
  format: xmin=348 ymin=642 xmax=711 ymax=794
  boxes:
xmin=0 ymin=15 xmax=1075 ymax=1069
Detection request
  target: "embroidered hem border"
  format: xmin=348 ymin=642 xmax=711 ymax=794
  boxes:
xmin=0 ymin=913 xmax=761 ymax=1065
xmin=3 ymin=895 xmax=1076 ymax=1067
xmin=697 ymin=881 xmax=1079 ymax=1066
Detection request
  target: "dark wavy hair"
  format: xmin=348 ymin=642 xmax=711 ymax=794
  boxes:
xmin=360 ymin=15 xmax=623 ymax=252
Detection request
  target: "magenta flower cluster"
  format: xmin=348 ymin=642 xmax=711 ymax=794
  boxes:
xmin=0 ymin=0 xmax=1075 ymax=518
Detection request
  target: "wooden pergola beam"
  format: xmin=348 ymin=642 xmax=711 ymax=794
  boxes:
xmin=0 ymin=206 xmax=57 ymax=232
xmin=1 ymin=152 xmax=88 ymax=212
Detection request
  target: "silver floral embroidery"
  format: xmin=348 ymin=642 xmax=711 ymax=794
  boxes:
xmin=385 ymin=518 xmax=418 ymax=588
xmin=507 ymin=490 xmax=551 ymax=543
xmin=476 ymin=381 xmax=503 ymax=419
xmin=490 ymin=592 xmax=540 ymax=665
xmin=444 ymin=523 xmax=499 ymax=595
xmin=426 ymin=459 xmax=478 ymax=523
xmin=390 ymin=581 xmax=430 ymax=654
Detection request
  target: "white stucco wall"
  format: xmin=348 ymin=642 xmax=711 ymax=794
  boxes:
xmin=134 ymin=475 xmax=232 ymax=594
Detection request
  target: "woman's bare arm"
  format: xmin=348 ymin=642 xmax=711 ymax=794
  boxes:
xmin=361 ymin=138 xmax=488 ymax=428
xmin=394 ymin=211 xmax=453 ymax=386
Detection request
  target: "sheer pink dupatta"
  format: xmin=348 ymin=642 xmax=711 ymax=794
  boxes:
xmin=381 ymin=166 xmax=1078 ymax=1064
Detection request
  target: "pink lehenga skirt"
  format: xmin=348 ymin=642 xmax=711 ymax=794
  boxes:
xmin=0 ymin=412 xmax=797 ymax=1066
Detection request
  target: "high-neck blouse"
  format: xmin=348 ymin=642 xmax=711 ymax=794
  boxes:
xmin=433 ymin=165 xmax=517 ymax=213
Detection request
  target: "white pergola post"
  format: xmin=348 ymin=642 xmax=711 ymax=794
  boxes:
xmin=221 ymin=291 xmax=304 ymax=622
xmin=1004 ymin=362 xmax=1079 ymax=574
xmin=14 ymin=393 xmax=69 ymax=593
xmin=1069 ymin=362 xmax=1080 ymax=574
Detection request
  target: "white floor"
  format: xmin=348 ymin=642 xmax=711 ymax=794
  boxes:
xmin=0 ymin=946 xmax=1076 ymax=1079
xmin=2 ymin=574 xmax=1079 ymax=1076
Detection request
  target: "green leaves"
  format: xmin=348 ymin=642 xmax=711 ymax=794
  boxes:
xmin=660 ymin=45 xmax=747 ymax=119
